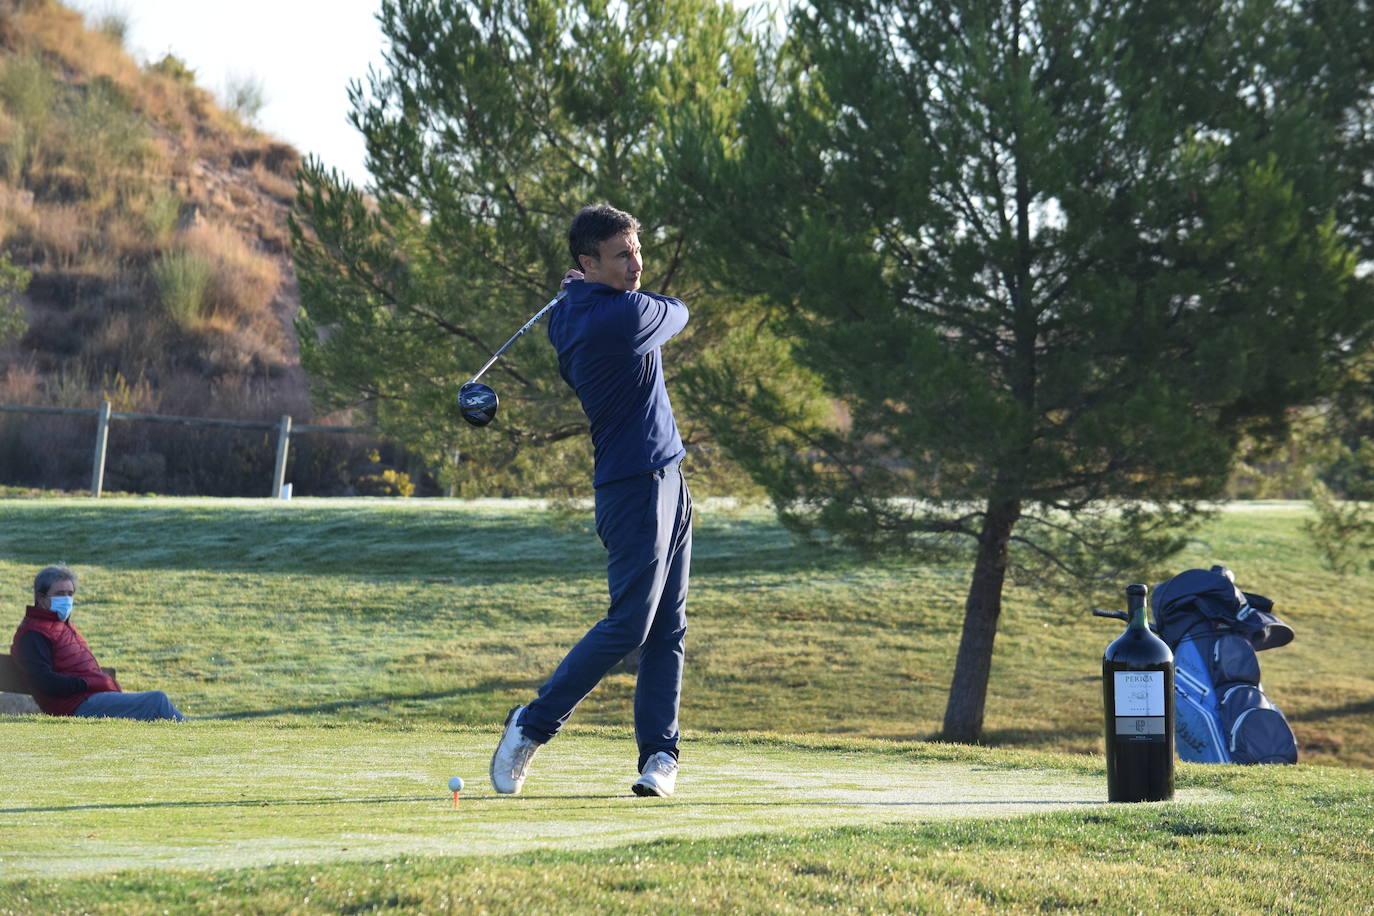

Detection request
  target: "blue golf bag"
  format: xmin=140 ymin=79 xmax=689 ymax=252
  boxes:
xmin=1151 ymin=566 xmax=1299 ymax=765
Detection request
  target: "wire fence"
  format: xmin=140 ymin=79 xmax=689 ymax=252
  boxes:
xmin=0 ymin=402 xmax=374 ymax=497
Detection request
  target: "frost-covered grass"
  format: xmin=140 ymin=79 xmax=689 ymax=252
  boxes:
xmin=1 ymin=498 xmax=1367 ymax=764
xmin=0 ymin=498 xmax=1371 ymax=912
xmin=0 ymin=723 xmax=1369 ymax=914
xmin=0 ymin=722 xmax=1119 ymax=880
xmin=0 ymin=498 xmax=1370 ymax=763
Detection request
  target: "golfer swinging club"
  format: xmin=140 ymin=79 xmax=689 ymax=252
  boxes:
xmin=489 ymin=204 xmax=692 ymax=797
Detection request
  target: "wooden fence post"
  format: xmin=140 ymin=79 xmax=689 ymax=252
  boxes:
xmin=90 ymin=399 xmax=111 ymax=498
xmin=272 ymin=414 xmax=292 ymax=497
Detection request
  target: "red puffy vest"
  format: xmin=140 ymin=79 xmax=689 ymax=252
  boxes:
xmin=10 ymin=607 xmax=117 ymax=716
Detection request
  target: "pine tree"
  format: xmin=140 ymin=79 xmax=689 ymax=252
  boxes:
xmin=291 ymin=0 xmax=759 ymax=494
xmin=672 ymin=0 xmax=1374 ymax=740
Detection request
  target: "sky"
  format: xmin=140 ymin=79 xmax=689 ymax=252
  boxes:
xmin=75 ymin=0 xmax=387 ymax=186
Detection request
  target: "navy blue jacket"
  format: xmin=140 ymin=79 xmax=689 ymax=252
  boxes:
xmin=548 ymin=281 xmax=687 ymax=487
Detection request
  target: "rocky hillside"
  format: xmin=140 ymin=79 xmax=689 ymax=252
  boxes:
xmin=1 ymin=0 xmax=309 ymax=406
xmin=0 ymin=1 xmax=399 ymax=494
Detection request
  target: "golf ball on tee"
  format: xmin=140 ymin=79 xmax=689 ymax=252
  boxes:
xmin=449 ymin=776 xmax=464 ymax=792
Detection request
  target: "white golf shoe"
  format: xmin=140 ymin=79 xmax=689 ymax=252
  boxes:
xmin=489 ymin=705 xmax=542 ymax=794
xmin=631 ymin=751 xmax=678 ymax=797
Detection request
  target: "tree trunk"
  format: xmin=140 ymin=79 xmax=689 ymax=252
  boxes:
xmin=941 ymin=496 xmax=1022 ymax=743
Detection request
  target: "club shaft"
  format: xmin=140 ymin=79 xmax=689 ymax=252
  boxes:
xmin=468 ymin=291 xmax=566 ymax=384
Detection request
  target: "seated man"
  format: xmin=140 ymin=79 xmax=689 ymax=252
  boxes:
xmin=11 ymin=565 xmax=183 ymax=721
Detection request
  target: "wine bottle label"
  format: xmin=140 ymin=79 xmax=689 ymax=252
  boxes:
xmin=1114 ymin=670 xmax=1165 ymax=716
xmin=1115 ymin=716 xmax=1166 ymax=736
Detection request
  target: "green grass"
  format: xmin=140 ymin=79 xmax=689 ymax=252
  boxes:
xmin=0 ymin=723 xmax=1130 ymax=879
xmin=1 ymin=498 xmax=1372 ymax=912
xmin=151 ymin=249 xmax=213 ymax=328
xmin=0 ymin=726 xmax=1369 ymax=914
xmin=0 ymin=499 xmax=1368 ymax=764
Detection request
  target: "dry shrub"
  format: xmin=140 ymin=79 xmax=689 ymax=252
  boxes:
xmin=0 ymin=110 xmax=24 ymax=185
xmin=227 ymin=182 xmax=255 ymax=208
xmin=139 ymin=79 xmax=245 ymax=162
xmin=129 ymin=47 xmax=240 ymax=157
xmin=0 ymin=180 xmax=38 ymax=244
xmin=150 ymin=220 xmax=290 ymax=370
xmin=83 ymin=3 xmax=131 ymax=45
xmin=231 ymin=140 xmax=300 ymax=179
xmin=177 ymin=219 xmax=282 ymax=322
xmin=19 ymin=83 xmax=152 ymax=216
xmin=29 ymin=163 xmax=90 ymax=203
xmin=250 ymin=160 xmax=297 ymax=205
xmin=158 ymin=368 xmax=294 ymax=419
xmin=89 ymin=310 xmax=166 ymax=368
xmin=194 ymin=311 xmax=290 ymax=373
xmin=0 ymin=56 xmax=52 ymax=186
xmin=9 ymin=2 xmax=143 ymax=99
xmin=137 ymin=188 xmax=181 ymax=241
xmin=94 ymin=208 xmax=153 ymax=263
xmin=101 ymin=369 xmax=159 ymax=413
xmin=254 ymin=215 xmax=292 ymax=256
xmin=135 ymin=73 xmax=195 ymax=141
xmin=26 ymin=203 xmax=87 ymax=268
xmin=45 ymin=359 xmax=101 ymax=408
xmin=0 ymin=361 xmax=42 ymax=403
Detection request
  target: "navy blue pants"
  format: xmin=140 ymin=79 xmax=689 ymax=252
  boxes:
xmin=520 ymin=461 xmax=691 ymax=769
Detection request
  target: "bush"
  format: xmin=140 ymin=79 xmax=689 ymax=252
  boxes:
xmin=148 ymin=53 xmax=196 ymax=86
xmin=21 ymin=202 xmax=86 ymax=268
xmin=1305 ymin=480 xmax=1374 ymax=576
xmin=152 ymin=248 xmax=212 ymax=328
xmin=140 ymin=189 xmax=181 ymax=240
xmin=0 ymin=119 xmax=33 ymax=185
xmin=354 ymin=467 xmax=415 ymax=497
xmin=63 ymin=77 xmax=151 ymax=182
xmin=353 ymin=448 xmax=416 ymax=497
xmin=0 ymin=53 xmax=56 ymax=133
xmin=177 ymin=219 xmax=281 ymax=323
xmin=1 ymin=250 xmax=31 ymax=345
xmin=222 ymin=72 xmax=266 ymax=124
xmin=83 ymin=3 xmax=131 ymax=44
xmin=0 ymin=55 xmax=55 ymax=183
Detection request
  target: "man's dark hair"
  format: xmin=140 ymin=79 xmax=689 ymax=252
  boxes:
xmin=569 ymin=204 xmax=640 ymax=269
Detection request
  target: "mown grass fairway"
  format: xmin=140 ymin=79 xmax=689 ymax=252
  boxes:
xmin=2 ymin=722 xmax=1127 ymax=879
xmin=1 ymin=729 xmax=1370 ymax=914
xmin=1 ymin=498 xmax=1372 ymax=912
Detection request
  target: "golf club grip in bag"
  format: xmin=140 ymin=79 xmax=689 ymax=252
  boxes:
xmin=1153 ymin=567 xmax=1299 ymax=765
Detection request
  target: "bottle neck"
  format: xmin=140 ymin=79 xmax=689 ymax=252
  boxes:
xmin=1126 ymin=586 xmax=1149 ymax=631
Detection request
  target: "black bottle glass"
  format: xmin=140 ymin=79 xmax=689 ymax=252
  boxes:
xmin=1102 ymin=584 xmax=1175 ymax=802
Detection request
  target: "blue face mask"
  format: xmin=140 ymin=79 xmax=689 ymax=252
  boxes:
xmin=48 ymin=596 xmax=73 ymax=622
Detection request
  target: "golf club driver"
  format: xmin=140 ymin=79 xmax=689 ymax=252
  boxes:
xmin=457 ymin=290 xmax=567 ymax=427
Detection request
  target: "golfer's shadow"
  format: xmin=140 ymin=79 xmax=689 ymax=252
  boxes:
xmin=200 ymin=680 xmax=527 ymax=720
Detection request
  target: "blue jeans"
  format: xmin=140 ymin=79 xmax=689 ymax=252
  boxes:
xmin=74 ymin=690 xmax=184 ymax=721
xmin=520 ymin=461 xmax=692 ymax=769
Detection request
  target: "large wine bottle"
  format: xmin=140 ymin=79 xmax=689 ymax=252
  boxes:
xmin=1102 ymin=583 xmax=1175 ymax=802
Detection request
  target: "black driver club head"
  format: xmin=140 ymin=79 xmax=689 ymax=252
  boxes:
xmin=458 ymin=381 xmax=499 ymax=427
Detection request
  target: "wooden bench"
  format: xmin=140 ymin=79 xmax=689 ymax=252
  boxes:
xmin=0 ymin=652 xmax=115 ymax=715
